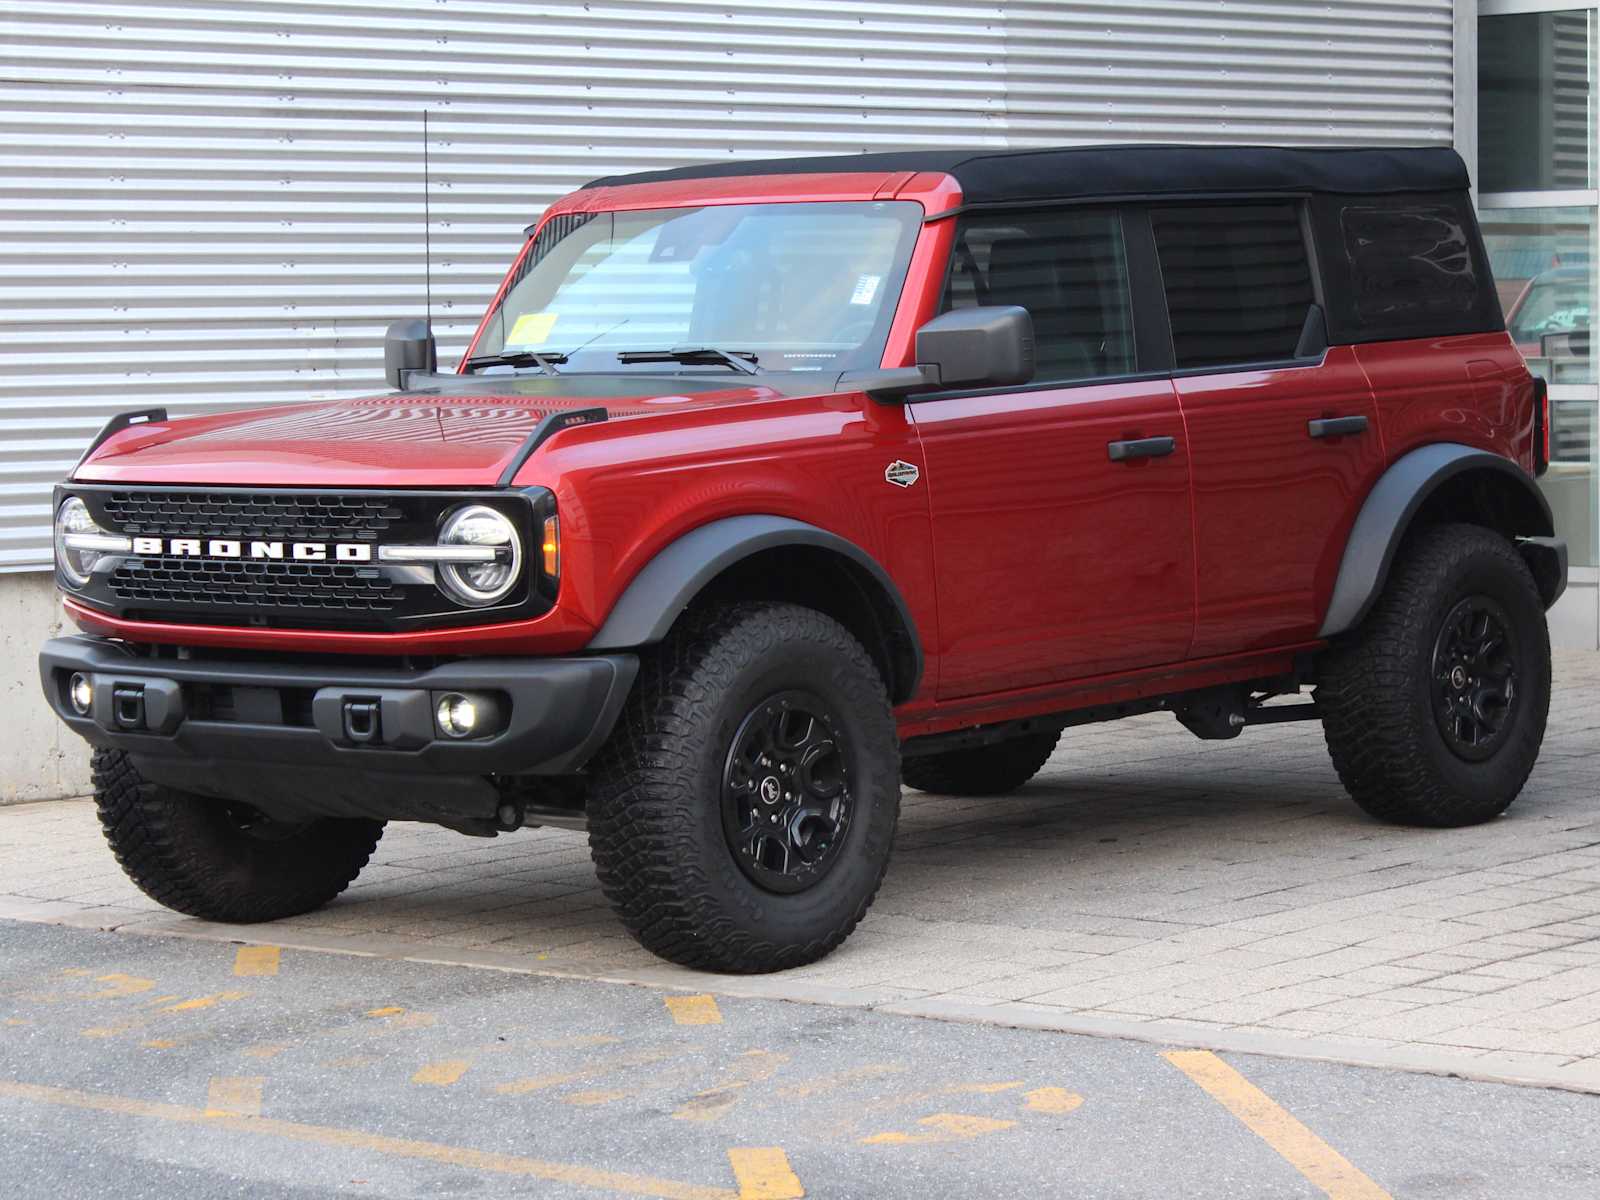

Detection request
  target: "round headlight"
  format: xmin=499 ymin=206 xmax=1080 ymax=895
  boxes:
xmin=54 ymin=497 xmax=103 ymax=588
xmin=435 ymin=504 xmax=521 ymax=607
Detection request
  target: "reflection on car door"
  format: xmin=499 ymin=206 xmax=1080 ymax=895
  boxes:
xmin=910 ymin=208 xmax=1196 ymax=699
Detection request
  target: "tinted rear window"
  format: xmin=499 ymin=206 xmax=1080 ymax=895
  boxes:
xmin=1151 ymin=204 xmax=1314 ymax=369
xmin=1313 ymin=192 xmax=1504 ymax=343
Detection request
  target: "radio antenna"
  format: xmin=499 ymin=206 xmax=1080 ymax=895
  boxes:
xmin=422 ymin=109 xmax=432 ymax=326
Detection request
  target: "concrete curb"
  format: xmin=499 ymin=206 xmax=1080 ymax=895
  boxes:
xmin=5 ymin=896 xmax=1597 ymax=1100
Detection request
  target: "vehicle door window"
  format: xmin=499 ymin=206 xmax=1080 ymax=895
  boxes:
xmin=1151 ymin=204 xmax=1315 ymax=369
xmin=944 ymin=210 xmax=1135 ymax=383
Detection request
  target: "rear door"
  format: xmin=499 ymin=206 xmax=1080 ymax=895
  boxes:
xmin=1150 ymin=202 xmax=1386 ymax=656
xmin=910 ymin=207 xmax=1196 ymax=698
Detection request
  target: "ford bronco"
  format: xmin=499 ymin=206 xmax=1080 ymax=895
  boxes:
xmin=41 ymin=144 xmax=1566 ymax=973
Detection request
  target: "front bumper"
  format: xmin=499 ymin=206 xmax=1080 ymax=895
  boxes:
xmin=39 ymin=636 xmax=637 ymax=826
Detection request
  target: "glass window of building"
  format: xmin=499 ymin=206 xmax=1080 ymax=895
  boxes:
xmin=1479 ymin=10 xmax=1595 ymax=193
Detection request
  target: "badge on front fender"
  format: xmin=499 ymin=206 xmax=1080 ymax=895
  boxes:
xmin=884 ymin=460 xmax=920 ymax=488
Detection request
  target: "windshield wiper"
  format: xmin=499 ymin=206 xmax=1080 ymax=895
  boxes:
xmin=614 ymin=347 xmax=759 ymax=375
xmin=464 ymin=349 xmax=567 ymax=376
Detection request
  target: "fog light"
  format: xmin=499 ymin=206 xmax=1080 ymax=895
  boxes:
xmin=69 ymin=673 xmax=93 ymax=715
xmin=436 ymin=692 xmax=479 ymax=738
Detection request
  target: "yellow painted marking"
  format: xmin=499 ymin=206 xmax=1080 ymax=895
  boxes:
xmin=665 ymin=994 xmax=723 ymax=1026
xmin=674 ymin=1051 xmax=789 ymax=1124
xmin=364 ymin=1006 xmax=435 ymax=1030
xmin=0 ymin=1079 xmax=735 ymax=1200
xmin=1164 ymin=1051 xmax=1393 ymax=1200
xmin=233 ymin=946 xmax=280 ymax=977
xmin=776 ymin=1064 xmax=902 ymax=1099
xmin=566 ymin=1089 xmax=628 ymax=1107
xmin=143 ymin=1039 xmax=179 ymax=1050
xmin=3 ymin=1018 xmax=29 ymax=1027
xmin=727 ymin=1148 xmax=803 ymax=1199
xmin=90 ymin=974 xmax=155 ymax=999
xmin=366 ymin=1006 xmax=406 ymax=1018
xmin=61 ymin=968 xmax=93 ymax=977
xmin=860 ymin=1112 xmax=1016 ymax=1146
xmin=1023 ymin=1086 xmax=1084 ymax=1115
xmin=147 ymin=996 xmax=180 ymax=1005
xmin=164 ymin=991 xmax=247 ymax=1013
xmin=205 ymin=1076 xmax=264 ymax=1118
xmin=413 ymin=1059 xmax=472 ymax=1087
xmin=242 ymin=1044 xmax=289 ymax=1061
xmin=496 ymin=1045 xmax=687 ymax=1096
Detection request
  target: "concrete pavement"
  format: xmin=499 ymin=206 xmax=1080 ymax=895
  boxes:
xmin=2 ymin=650 xmax=1598 ymax=1095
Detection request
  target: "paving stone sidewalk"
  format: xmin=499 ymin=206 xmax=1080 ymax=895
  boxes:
xmin=4 ymin=652 xmax=1598 ymax=1093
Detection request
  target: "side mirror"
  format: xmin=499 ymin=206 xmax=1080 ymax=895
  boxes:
xmin=384 ymin=318 xmax=437 ymax=390
xmin=843 ymin=306 xmax=1035 ymax=400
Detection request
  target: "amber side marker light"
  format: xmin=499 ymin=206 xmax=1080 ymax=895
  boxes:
xmin=542 ymin=515 xmax=560 ymax=577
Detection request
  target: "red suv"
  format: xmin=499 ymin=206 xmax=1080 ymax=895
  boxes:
xmin=41 ymin=145 xmax=1567 ymax=973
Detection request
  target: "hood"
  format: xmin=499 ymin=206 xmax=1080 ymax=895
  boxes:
xmin=73 ymin=375 xmax=798 ymax=487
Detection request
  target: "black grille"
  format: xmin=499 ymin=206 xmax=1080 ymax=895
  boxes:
xmin=110 ymin=559 xmax=403 ymax=613
xmin=100 ymin=491 xmax=402 ymax=543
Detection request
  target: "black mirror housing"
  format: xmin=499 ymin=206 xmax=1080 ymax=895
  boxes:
xmin=915 ymin=306 xmax=1035 ymax=390
xmin=384 ymin=318 xmax=437 ymax=390
xmin=842 ymin=305 xmax=1035 ymax=400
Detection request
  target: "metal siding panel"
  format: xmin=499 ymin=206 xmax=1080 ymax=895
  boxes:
xmin=0 ymin=0 xmax=1452 ymax=568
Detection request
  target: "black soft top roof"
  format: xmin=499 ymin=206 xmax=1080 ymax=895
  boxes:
xmin=585 ymin=144 xmax=1469 ymax=207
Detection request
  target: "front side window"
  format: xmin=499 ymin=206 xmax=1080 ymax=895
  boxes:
xmin=1152 ymin=204 xmax=1314 ymax=370
xmin=472 ymin=201 xmax=921 ymax=373
xmin=944 ymin=209 xmax=1134 ymax=383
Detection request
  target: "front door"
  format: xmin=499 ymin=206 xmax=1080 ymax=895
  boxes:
xmin=909 ymin=207 xmax=1196 ymax=699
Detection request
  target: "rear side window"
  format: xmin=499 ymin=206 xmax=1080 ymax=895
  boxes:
xmin=944 ymin=209 xmax=1135 ymax=383
xmin=1151 ymin=204 xmax=1314 ymax=369
xmin=1312 ymin=191 xmax=1504 ymax=343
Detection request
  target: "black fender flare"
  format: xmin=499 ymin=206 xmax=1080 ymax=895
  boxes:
xmin=1318 ymin=443 xmax=1559 ymax=638
xmin=586 ymin=515 xmax=924 ymax=700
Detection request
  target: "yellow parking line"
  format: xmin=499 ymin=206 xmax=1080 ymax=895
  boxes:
xmin=665 ymin=995 xmax=723 ymax=1026
xmin=205 ymin=1076 xmax=264 ymax=1118
xmin=1023 ymin=1086 xmax=1083 ymax=1115
xmin=727 ymin=1148 xmax=804 ymax=1199
xmin=859 ymin=1112 xmax=1016 ymax=1146
xmin=163 ymin=991 xmax=247 ymax=1013
xmin=413 ymin=1060 xmax=472 ymax=1087
xmin=0 ymin=1079 xmax=735 ymax=1200
xmin=233 ymin=946 xmax=281 ymax=977
xmin=1163 ymin=1051 xmax=1392 ymax=1200
xmin=89 ymin=974 xmax=155 ymax=999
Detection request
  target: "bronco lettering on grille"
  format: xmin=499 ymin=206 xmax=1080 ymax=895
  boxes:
xmin=129 ymin=537 xmax=373 ymax=562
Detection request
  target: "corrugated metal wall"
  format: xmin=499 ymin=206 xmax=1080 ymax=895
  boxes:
xmin=0 ymin=0 xmax=1455 ymax=569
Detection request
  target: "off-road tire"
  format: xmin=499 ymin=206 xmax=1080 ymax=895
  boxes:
xmin=901 ymin=730 xmax=1061 ymax=796
xmin=93 ymin=748 xmax=384 ymax=921
xmin=1317 ymin=523 xmax=1550 ymax=828
xmin=586 ymin=602 xmax=900 ymax=973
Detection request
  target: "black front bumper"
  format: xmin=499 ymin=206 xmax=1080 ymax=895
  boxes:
xmin=40 ymin=636 xmax=637 ymax=826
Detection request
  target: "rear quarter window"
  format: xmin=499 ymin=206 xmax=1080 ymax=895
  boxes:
xmin=1313 ymin=192 xmax=1505 ymax=343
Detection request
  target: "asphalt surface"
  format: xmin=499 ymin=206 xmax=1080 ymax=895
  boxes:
xmin=3 ymin=921 xmax=1599 ymax=1199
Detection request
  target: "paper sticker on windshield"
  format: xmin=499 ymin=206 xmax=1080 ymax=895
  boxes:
xmin=507 ymin=312 xmax=558 ymax=346
xmin=850 ymin=275 xmax=881 ymax=306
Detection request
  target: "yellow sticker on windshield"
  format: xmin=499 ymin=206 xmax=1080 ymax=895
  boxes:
xmin=507 ymin=312 xmax=558 ymax=346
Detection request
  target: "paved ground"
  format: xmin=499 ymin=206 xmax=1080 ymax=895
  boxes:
xmin=5 ymin=921 xmax=1599 ymax=1199
xmin=2 ymin=651 xmax=1598 ymax=1096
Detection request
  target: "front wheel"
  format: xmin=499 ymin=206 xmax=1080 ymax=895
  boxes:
xmin=586 ymin=602 xmax=900 ymax=973
xmin=93 ymin=749 xmax=384 ymax=921
xmin=1317 ymin=524 xmax=1551 ymax=827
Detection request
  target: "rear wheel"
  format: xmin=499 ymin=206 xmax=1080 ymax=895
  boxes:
xmin=1317 ymin=524 xmax=1550 ymax=827
xmin=586 ymin=602 xmax=899 ymax=973
xmin=93 ymin=749 xmax=384 ymax=921
xmin=901 ymin=730 xmax=1061 ymax=796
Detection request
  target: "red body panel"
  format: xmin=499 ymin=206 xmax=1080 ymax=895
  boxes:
xmin=908 ymin=379 xmax=1195 ymax=696
xmin=65 ymin=170 xmax=1540 ymax=741
xmin=1176 ymin=347 xmax=1386 ymax=657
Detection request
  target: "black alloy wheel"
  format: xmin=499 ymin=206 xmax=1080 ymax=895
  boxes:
xmin=722 ymin=690 xmax=854 ymax=894
xmin=1430 ymin=595 xmax=1519 ymax=762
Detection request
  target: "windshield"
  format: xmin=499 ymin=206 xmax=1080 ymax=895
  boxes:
xmin=1510 ymin=274 xmax=1590 ymax=343
xmin=471 ymin=201 xmax=922 ymax=374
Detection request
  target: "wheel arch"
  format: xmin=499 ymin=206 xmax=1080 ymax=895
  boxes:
xmin=1319 ymin=443 xmax=1561 ymax=639
xmin=586 ymin=515 xmax=924 ymax=704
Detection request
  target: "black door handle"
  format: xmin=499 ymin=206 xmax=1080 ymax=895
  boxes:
xmin=1107 ymin=435 xmax=1176 ymax=462
xmin=1308 ymin=415 xmax=1369 ymax=439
